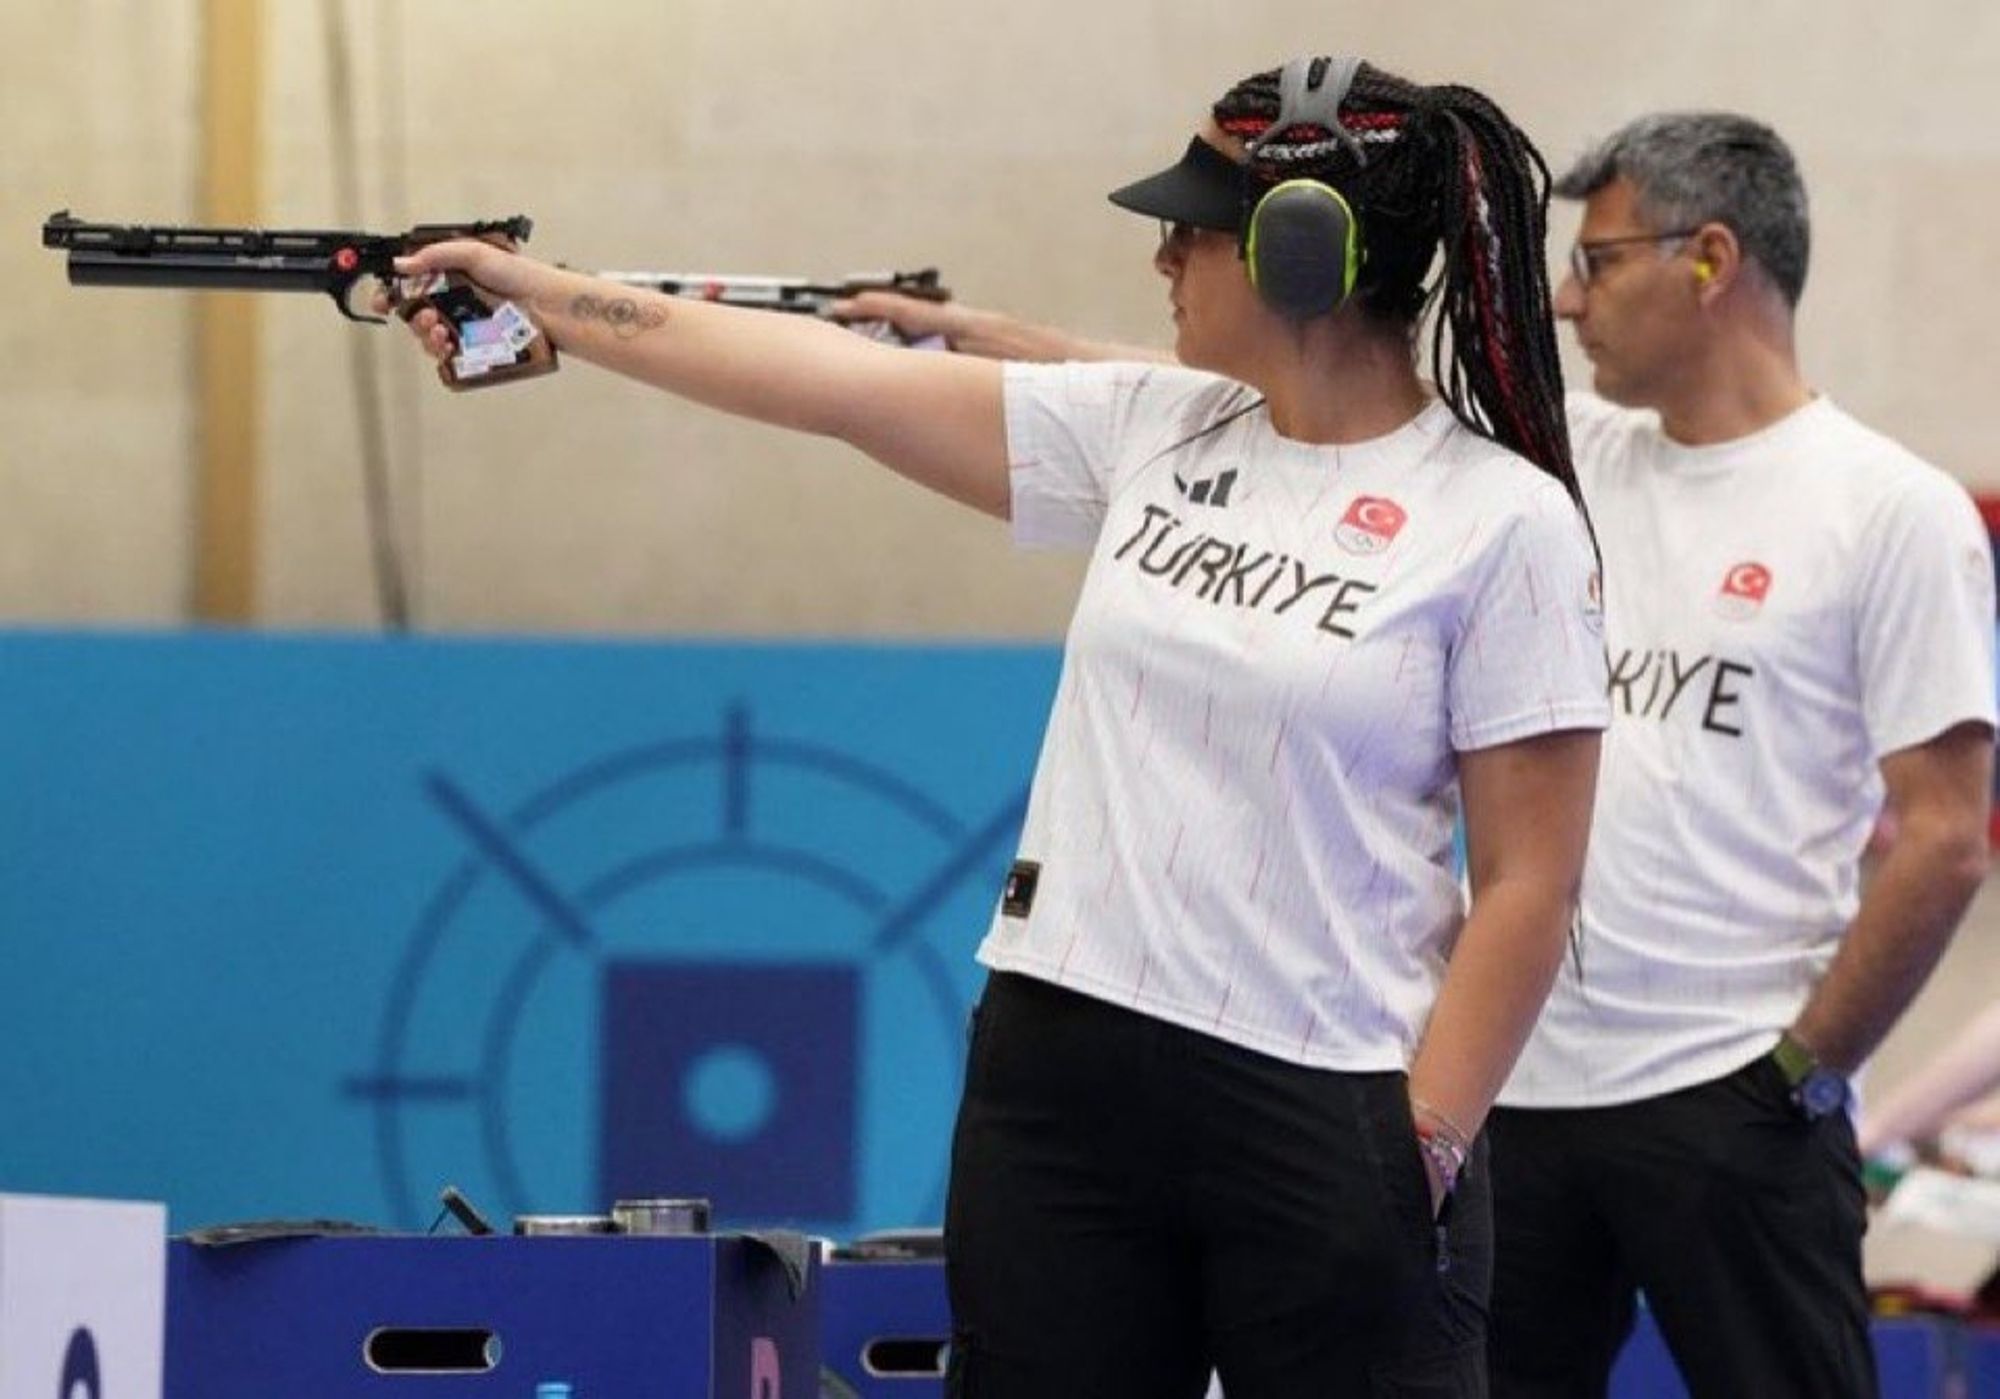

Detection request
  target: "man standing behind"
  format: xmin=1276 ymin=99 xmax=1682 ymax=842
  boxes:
xmin=840 ymin=110 xmax=1998 ymax=1398
xmin=1488 ymin=113 xmax=1994 ymax=1399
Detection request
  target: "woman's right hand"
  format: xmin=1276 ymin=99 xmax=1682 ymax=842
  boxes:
xmin=377 ymin=239 xmax=551 ymax=364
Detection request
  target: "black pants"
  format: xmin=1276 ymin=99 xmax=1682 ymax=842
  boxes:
xmin=1487 ymin=1055 xmax=1875 ymax=1399
xmin=944 ymin=972 xmax=1490 ymax=1399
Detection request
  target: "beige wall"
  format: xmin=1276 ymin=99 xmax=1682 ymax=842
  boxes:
xmin=8 ymin=0 xmax=1999 ymax=633
xmin=6 ymin=3 xmax=200 ymax=621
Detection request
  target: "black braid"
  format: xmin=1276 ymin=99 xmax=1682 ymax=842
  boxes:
xmin=1214 ymin=64 xmax=1585 ymax=514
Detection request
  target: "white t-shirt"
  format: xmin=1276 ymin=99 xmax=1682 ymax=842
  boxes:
xmin=1503 ymin=394 xmax=1998 ymax=1108
xmin=975 ymin=361 xmax=1609 ymax=1072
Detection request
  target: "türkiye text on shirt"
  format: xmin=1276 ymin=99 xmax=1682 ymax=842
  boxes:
xmin=1605 ymin=646 xmax=1756 ymax=738
xmin=1112 ymin=503 xmax=1379 ymax=639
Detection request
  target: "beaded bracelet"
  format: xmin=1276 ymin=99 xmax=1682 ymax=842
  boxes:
xmin=1413 ymin=1122 xmax=1467 ymax=1195
xmin=1410 ymin=1097 xmax=1472 ymax=1195
xmin=1410 ymin=1097 xmax=1472 ymax=1148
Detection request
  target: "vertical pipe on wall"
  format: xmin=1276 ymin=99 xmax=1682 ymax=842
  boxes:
xmin=194 ymin=0 xmax=263 ymax=622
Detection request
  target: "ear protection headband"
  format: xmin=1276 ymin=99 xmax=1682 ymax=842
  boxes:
xmin=1242 ymin=56 xmax=1368 ymax=320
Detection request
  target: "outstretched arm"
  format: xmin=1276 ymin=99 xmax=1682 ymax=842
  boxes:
xmin=834 ymin=290 xmax=1176 ymax=366
xmin=396 ymin=240 xmax=1014 ymax=518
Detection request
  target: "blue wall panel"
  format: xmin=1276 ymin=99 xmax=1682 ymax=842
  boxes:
xmin=0 ymin=632 xmax=1059 ymax=1239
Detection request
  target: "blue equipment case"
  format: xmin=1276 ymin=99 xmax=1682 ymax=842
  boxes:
xmin=165 ymin=1233 xmax=816 ymax=1398
xmin=1968 ymin=1323 xmax=2000 ymax=1397
xmin=1610 ymin=1307 xmax=1951 ymax=1398
xmin=819 ymin=1253 xmax=947 ymax=1396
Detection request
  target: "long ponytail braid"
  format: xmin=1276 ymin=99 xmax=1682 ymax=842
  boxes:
xmin=1214 ymin=64 xmax=1582 ymax=508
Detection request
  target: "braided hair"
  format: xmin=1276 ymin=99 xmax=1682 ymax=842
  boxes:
xmin=1215 ymin=62 xmax=1580 ymax=503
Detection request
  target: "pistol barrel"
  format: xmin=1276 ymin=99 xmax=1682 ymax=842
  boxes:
xmin=64 ymin=250 xmax=332 ymax=294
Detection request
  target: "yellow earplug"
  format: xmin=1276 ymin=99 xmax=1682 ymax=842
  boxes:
xmin=1694 ymin=260 xmax=1715 ymax=284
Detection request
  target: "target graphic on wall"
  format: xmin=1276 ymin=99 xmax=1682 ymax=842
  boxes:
xmin=343 ymin=701 xmax=1028 ymax=1234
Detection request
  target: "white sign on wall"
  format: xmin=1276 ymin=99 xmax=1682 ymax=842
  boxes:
xmin=0 ymin=1195 xmax=164 ymax=1399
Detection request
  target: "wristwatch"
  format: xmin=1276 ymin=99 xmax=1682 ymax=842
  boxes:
xmin=1769 ymin=1032 xmax=1851 ymax=1122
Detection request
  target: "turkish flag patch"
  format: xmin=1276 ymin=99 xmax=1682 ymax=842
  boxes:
xmin=1335 ymin=496 xmax=1408 ymax=556
xmin=1715 ymin=561 xmax=1773 ymax=620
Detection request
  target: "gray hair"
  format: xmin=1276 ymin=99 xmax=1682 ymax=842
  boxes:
xmin=1555 ymin=112 xmax=1810 ymax=306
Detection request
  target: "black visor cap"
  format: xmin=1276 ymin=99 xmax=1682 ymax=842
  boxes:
xmin=1107 ymin=136 xmax=1245 ymax=233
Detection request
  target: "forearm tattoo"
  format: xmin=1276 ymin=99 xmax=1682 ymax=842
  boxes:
xmin=561 ymin=292 xmax=669 ymax=339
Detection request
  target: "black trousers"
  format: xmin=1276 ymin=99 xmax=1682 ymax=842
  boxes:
xmin=1487 ymin=1055 xmax=1876 ymax=1399
xmin=944 ymin=972 xmax=1490 ymax=1399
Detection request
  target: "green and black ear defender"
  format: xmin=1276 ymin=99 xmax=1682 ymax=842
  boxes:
xmin=1242 ymin=56 xmax=1368 ymax=321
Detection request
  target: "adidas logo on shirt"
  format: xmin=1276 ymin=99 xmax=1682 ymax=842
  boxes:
xmin=1173 ymin=468 xmax=1238 ymax=508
